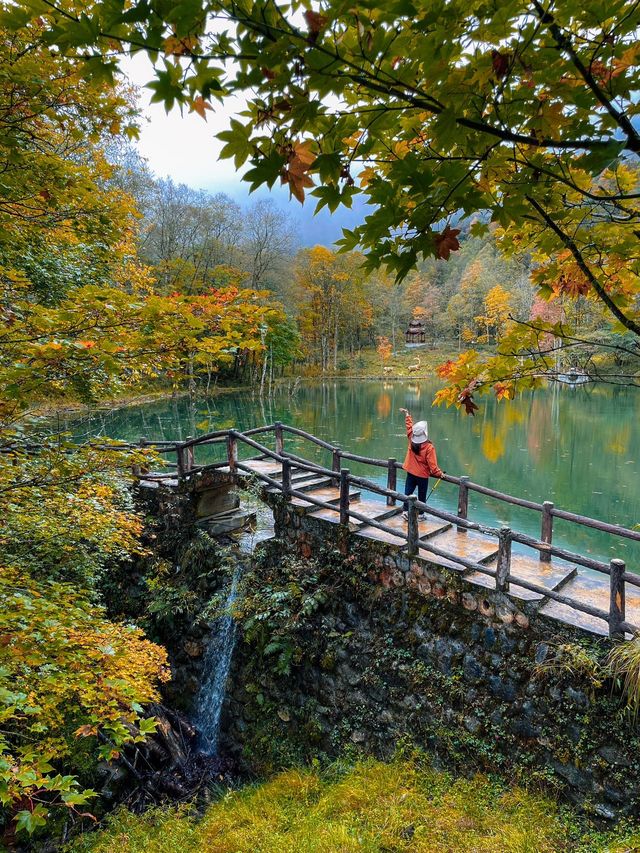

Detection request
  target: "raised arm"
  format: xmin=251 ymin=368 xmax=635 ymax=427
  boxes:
xmin=399 ymin=408 xmax=413 ymax=437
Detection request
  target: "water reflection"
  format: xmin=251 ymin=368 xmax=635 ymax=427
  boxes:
xmin=67 ymin=380 xmax=640 ymax=569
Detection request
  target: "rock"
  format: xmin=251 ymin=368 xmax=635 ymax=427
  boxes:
xmin=564 ymin=687 xmax=589 ymax=709
xmin=350 ymin=730 xmax=366 ymax=743
xmin=535 ymin=642 xmax=549 ymax=664
xmin=489 ymin=708 xmax=503 ymax=727
xmin=552 ymin=762 xmax=593 ymax=792
xmin=597 ymin=746 xmax=633 ymax=767
xmin=464 ymin=715 xmax=482 ymax=734
xmin=462 ymin=653 xmax=485 ymax=684
xmin=602 ymin=784 xmax=626 ymax=804
xmin=593 ymin=802 xmax=617 ymax=820
xmin=339 ymin=664 xmax=362 ymax=687
xmin=497 ymin=634 xmax=516 ymax=654
xmin=402 ymin=695 xmax=421 ymax=711
xmin=462 ymin=593 xmax=477 ymax=611
xmin=514 ymin=613 xmax=529 ymax=629
xmin=488 ymin=675 xmax=517 ymax=702
xmin=277 ymin=708 xmax=291 ymax=722
xmin=509 ymin=717 xmax=538 ymax=738
xmin=478 ymin=599 xmax=494 ymax=619
xmin=483 ymin=627 xmax=496 ymax=649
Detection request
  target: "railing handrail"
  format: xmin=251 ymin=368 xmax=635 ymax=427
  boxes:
xmin=139 ymin=421 xmax=639 ymax=546
xmin=128 ymin=424 xmax=638 ymax=638
xmin=229 ymin=431 xmax=635 ymax=634
xmin=254 ymin=424 xmax=639 ymax=542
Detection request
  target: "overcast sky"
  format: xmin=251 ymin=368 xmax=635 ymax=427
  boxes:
xmin=123 ymin=55 xmax=367 ymax=245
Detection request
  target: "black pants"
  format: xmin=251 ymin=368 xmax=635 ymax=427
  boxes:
xmin=404 ymin=472 xmax=428 ymax=506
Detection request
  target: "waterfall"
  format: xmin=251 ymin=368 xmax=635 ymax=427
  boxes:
xmin=194 ymin=564 xmax=241 ymax=756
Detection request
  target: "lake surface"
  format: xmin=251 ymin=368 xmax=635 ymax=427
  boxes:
xmin=68 ymin=380 xmax=640 ymax=570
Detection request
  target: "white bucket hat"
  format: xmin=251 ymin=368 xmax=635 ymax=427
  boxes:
xmin=411 ymin=420 xmax=428 ymax=444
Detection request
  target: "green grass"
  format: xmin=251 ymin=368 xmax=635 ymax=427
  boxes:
xmin=69 ymin=758 xmax=640 ymax=853
xmin=301 ymin=345 xmax=457 ymax=379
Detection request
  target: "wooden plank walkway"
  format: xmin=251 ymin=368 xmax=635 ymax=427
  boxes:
xmin=237 ymin=457 xmax=639 ymax=637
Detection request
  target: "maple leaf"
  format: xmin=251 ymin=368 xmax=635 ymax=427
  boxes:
xmin=74 ymin=724 xmax=97 ymax=737
xmin=491 ymin=50 xmax=510 ymax=78
xmin=190 ymin=96 xmax=213 ymax=120
xmin=163 ymin=35 xmax=199 ymax=56
xmin=281 ymin=140 xmax=316 ymax=202
xmin=493 ymin=382 xmax=514 ymax=401
xmin=434 ymin=226 xmax=461 ymax=260
xmin=304 ymin=10 xmax=328 ymax=43
xmin=436 ymin=359 xmax=456 ymax=378
xmin=458 ymin=389 xmax=479 ymax=415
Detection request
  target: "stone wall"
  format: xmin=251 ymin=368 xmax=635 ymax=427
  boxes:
xmin=221 ymin=494 xmax=640 ymax=820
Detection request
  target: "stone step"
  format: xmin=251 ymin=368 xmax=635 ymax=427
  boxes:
xmin=465 ymin=553 xmax=578 ymax=601
xmin=198 ymin=510 xmax=256 ymax=536
xmin=357 ymin=513 xmax=449 ymax=547
xmin=291 ymin=484 xmax=361 ymax=510
xmin=424 ymin=527 xmax=499 ymax=567
xmin=536 ymin=572 xmax=640 ymax=637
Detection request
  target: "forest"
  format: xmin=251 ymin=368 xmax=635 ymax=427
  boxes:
xmin=2 ymin=0 xmax=640 ymax=848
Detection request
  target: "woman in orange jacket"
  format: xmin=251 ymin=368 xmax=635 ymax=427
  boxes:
xmin=399 ymin=408 xmax=444 ymax=518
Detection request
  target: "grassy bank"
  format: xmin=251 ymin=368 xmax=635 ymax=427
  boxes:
xmin=301 ymin=345 xmax=456 ymax=381
xmin=69 ymin=758 xmax=639 ymax=853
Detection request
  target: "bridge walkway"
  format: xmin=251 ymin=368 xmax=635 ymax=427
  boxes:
xmin=235 ymin=457 xmax=640 ymax=638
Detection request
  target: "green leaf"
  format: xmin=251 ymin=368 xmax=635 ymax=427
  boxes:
xmin=15 ymin=805 xmax=48 ymax=835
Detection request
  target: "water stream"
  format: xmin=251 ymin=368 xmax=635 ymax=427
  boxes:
xmin=194 ymin=563 xmax=241 ymax=756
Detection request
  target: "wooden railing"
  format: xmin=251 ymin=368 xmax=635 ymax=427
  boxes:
xmin=133 ymin=422 xmax=638 ymax=639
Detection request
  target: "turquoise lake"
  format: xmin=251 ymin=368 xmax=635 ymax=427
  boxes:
xmin=68 ymin=380 xmax=640 ymax=570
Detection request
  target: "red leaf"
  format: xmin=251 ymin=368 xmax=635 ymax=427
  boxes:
xmin=491 ymin=50 xmax=510 ymax=78
xmin=434 ymin=226 xmax=461 ymax=260
xmin=436 ymin=359 xmax=456 ymax=378
xmin=458 ymin=390 xmax=479 ymax=416
xmin=304 ymin=10 xmax=327 ymax=42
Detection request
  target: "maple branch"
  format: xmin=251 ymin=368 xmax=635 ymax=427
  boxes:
xmin=525 ymin=194 xmax=640 ymax=338
xmin=531 ymin=0 xmax=640 ymax=153
xmin=513 ymin=155 xmax=640 ymax=202
xmin=506 ymin=316 xmax=640 ymax=358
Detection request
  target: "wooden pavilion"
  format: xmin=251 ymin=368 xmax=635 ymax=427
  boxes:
xmin=405 ymin=317 xmax=426 ymax=345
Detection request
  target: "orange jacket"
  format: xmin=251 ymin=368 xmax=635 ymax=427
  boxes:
xmin=402 ymin=414 xmax=444 ymax=479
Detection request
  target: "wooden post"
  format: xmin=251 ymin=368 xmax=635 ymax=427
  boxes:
xmin=387 ymin=458 xmax=397 ymax=507
xmin=185 ymin=435 xmax=194 ymax=472
xmin=609 ymin=558 xmax=626 ymax=639
xmin=339 ymin=468 xmax=350 ymax=526
xmin=134 ymin=435 xmax=148 ymax=478
xmin=281 ymin=457 xmax=292 ymax=499
xmin=496 ymin=526 xmax=512 ymax=593
xmin=275 ymin=421 xmax=284 ymax=456
xmin=457 ymin=475 xmax=470 ymax=533
xmin=176 ymin=443 xmax=186 ymax=477
xmin=332 ymin=448 xmax=341 ymax=473
xmin=406 ymin=495 xmax=419 ymax=557
xmin=226 ymin=431 xmax=238 ymax=473
xmin=541 ymin=501 xmax=554 ymax=563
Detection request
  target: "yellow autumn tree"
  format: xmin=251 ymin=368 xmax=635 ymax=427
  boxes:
xmin=474 ymin=285 xmax=513 ymax=343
